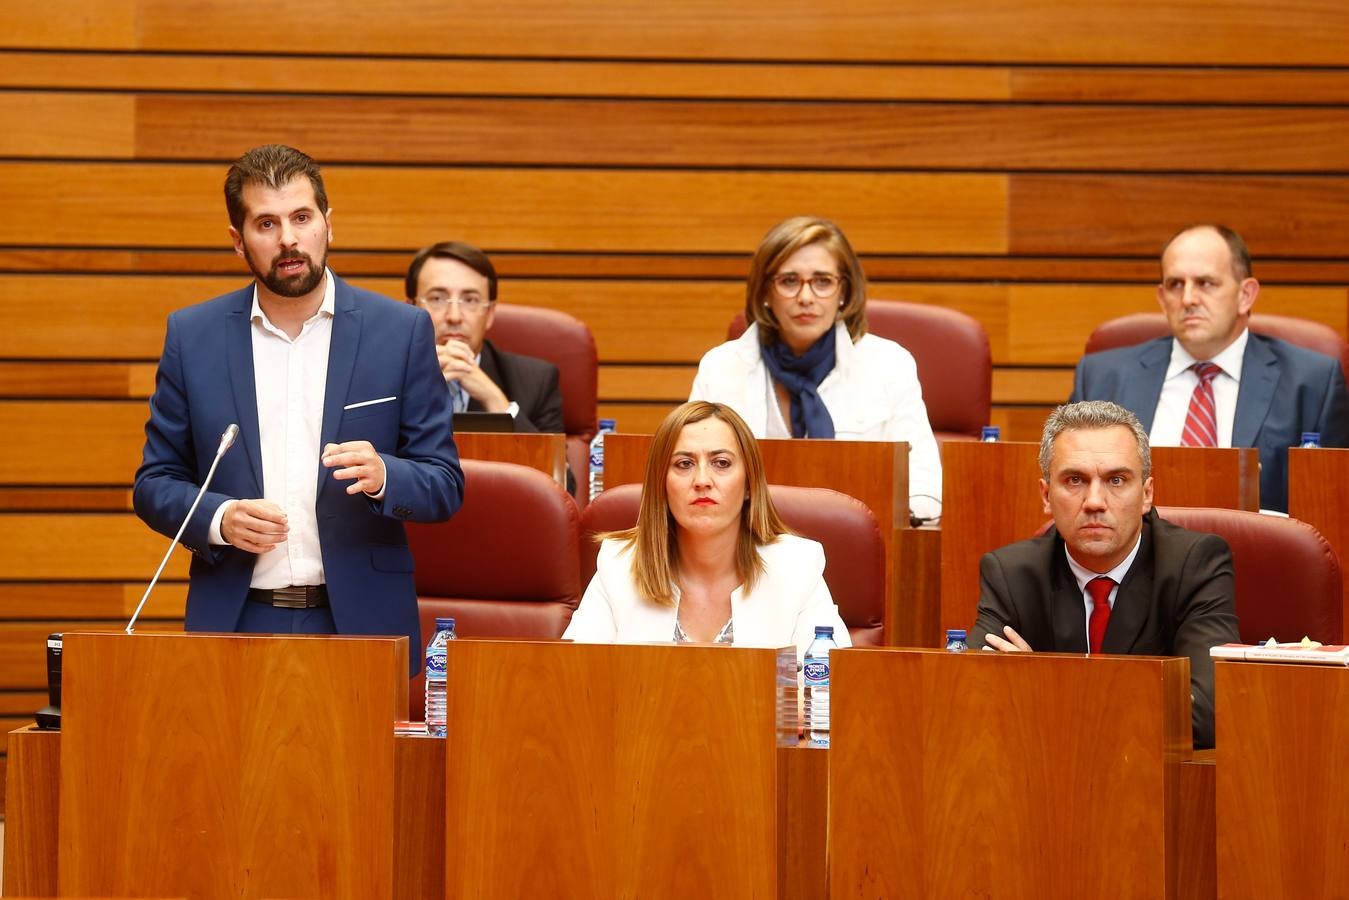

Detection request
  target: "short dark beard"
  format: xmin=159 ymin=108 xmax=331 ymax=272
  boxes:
xmin=245 ymin=244 xmax=329 ymax=298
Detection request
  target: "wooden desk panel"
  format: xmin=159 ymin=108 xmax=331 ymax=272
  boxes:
xmin=831 ymin=649 xmax=1194 ymax=898
xmin=454 ymin=431 xmax=567 ymax=487
xmin=1216 ymin=661 xmax=1349 ymax=899
xmin=1288 ymin=447 xmax=1349 ymax=642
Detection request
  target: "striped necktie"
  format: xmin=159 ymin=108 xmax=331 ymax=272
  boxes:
xmin=1180 ymin=361 xmax=1222 ymax=448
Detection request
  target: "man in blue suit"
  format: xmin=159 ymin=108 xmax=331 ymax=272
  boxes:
xmin=1070 ymin=224 xmax=1347 ymax=512
xmin=134 ymin=145 xmax=463 ymax=673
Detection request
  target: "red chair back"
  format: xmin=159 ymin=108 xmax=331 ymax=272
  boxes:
xmin=1035 ymin=507 xmax=1342 ymax=644
xmin=406 ymin=459 xmax=582 ymax=719
xmin=580 ymin=483 xmax=886 ymax=645
xmin=1085 ymin=312 xmax=1349 ymax=381
xmin=728 ymin=299 xmax=991 ymax=442
xmin=487 ymin=304 xmax=599 ymax=503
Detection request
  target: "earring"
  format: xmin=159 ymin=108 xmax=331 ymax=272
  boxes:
xmin=838 ymin=299 xmax=845 ymax=308
xmin=763 ymin=301 xmax=770 ymax=308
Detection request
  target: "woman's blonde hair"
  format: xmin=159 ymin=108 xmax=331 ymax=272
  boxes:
xmin=610 ymin=401 xmax=790 ymax=607
xmin=744 ymin=216 xmax=869 ymax=345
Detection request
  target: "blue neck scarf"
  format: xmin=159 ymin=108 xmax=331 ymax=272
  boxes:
xmin=760 ymin=329 xmax=837 ymax=438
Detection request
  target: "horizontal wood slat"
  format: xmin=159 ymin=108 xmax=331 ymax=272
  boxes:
xmin=1010 ymin=175 xmax=1349 ymax=258
xmin=7 ymin=163 xmax=1349 ymax=259
xmin=0 ymin=162 xmax=1008 ymax=254
xmin=10 ymin=0 xmax=1346 ymax=65
xmin=0 ymin=93 xmax=133 ymax=158
xmin=7 ymin=52 xmax=1349 ymax=104
xmin=1 ymin=93 xmax=1331 ymax=172
xmin=0 ymin=513 xmax=190 ymax=580
xmin=0 ymin=584 xmax=186 ymax=619
xmin=1 ymin=401 xmax=147 ymax=484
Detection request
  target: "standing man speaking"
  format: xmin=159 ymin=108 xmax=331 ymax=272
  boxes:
xmin=134 ymin=144 xmax=463 ymax=672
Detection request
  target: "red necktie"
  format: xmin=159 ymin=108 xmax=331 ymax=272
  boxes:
xmin=1180 ymin=362 xmax=1222 ymax=447
xmin=1087 ymin=576 xmax=1115 ymax=654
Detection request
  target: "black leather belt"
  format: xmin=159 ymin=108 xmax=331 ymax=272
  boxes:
xmin=247 ymin=585 xmax=329 ymax=609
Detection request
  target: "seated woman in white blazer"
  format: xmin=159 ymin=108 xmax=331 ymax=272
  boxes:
xmin=562 ymin=400 xmax=850 ymax=658
xmin=689 ymin=216 xmax=942 ymax=521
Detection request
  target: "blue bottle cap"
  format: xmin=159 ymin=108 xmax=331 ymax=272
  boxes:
xmin=946 ymin=629 xmax=967 ymax=641
xmin=981 ymin=426 xmax=1000 ymax=442
xmin=435 ymin=617 xmax=456 ymax=631
xmin=1300 ymin=432 xmax=1321 ymax=445
xmin=814 ymin=625 xmax=834 ymax=636
xmin=599 ymin=418 xmax=617 ymax=430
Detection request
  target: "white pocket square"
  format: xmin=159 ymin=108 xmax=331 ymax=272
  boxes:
xmin=343 ymin=395 xmax=397 ymax=411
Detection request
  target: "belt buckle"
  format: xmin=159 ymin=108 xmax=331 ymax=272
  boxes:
xmin=272 ymin=586 xmax=310 ymax=609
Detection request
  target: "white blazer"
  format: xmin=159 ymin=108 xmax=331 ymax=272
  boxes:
xmin=689 ymin=322 xmax=942 ymax=519
xmin=563 ymin=533 xmax=851 ymax=659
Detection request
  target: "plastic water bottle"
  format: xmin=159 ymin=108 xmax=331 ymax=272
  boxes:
xmin=802 ymin=626 xmax=838 ymax=745
xmin=1300 ymin=431 xmax=1322 ymax=448
xmin=981 ymin=426 xmax=1001 ymax=442
xmin=424 ymin=617 xmax=456 ymax=738
xmin=945 ymin=628 xmax=968 ymax=652
xmin=588 ymin=418 xmax=617 ymax=502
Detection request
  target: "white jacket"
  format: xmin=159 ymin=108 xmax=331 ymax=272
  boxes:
xmin=563 ymin=533 xmax=852 ymax=659
xmin=689 ymin=322 xmax=942 ymax=519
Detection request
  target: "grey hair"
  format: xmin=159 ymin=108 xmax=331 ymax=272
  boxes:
xmin=1038 ymin=401 xmax=1151 ymax=480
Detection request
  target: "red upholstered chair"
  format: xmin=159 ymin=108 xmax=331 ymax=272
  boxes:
xmin=1084 ymin=312 xmax=1349 ymax=381
xmin=1154 ymin=506 xmax=1343 ymax=644
xmin=579 ymin=483 xmax=886 ymax=646
xmin=485 ymin=304 xmax=599 ymax=504
xmin=405 ymin=459 xmax=582 ymax=719
xmin=728 ymin=300 xmax=991 ymax=442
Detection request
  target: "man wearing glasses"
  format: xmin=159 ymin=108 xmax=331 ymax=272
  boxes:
xmin=405 ymin=241 xmax=565 ymax=435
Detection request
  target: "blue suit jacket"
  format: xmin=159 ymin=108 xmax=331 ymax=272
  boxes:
xmin=1070 ymin=333 xmax=1349 ymax=511
xmin=133 ymin=276 xmax=464 ymax=671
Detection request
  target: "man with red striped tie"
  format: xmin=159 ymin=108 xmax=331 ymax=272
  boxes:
xmin=970 ymin=401 xmax=1239 ymax=749
xmin=1069 ymin=224 xmax=1348 ymax=512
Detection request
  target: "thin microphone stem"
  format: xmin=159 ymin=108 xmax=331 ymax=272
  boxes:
xmin=126 ymin=431 xmax=234 ymax=634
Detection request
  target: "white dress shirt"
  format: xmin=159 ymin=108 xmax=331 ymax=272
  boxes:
xmin=1063 ymin=532 xmax=1142 ymax=652
xmin=1150 ymin=329 xmax=1249 ymax=448
xmin=208 ymin=271 xmax=335 ymax=589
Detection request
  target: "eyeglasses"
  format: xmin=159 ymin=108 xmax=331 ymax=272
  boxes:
xmin=416 ymin=293 xmax=492 ymax=313
xmin=770 ymin=272 xmax=845 ymax=300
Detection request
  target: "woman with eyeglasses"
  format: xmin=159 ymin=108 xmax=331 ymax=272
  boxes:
xmin=563 ymin=400 xmax=850 ymax=656
xmin=690 ymin=216 xmax=942 ymax=519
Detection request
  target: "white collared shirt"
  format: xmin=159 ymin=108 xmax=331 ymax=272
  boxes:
xmin=1150 ymin=329 xmax=1249 ymax=447
xmin=209 ymin=270 xmax=335 ymax=589
xmin=1063 ymin=531 xmax=1143 ymax=653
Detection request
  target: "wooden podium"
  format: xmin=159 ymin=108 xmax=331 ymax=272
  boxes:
xmin=1216 ymin=660 xmax=1349 ymax=899
xmin=830 ymin=648 xmax=1208 ymax=899
xmin=51 ymin=631 xmax=407 ymax=898
xmin=442 ymin=639 xmax=795 ymax=898
xmin=940 ymin=442 xmax=1261 ymax=635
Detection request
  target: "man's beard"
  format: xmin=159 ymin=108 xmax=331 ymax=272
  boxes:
xmin=245 ymin=244 xmax=329 ymax=298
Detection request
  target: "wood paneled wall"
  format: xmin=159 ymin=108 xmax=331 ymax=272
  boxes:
xmin=3 ymin=0 xmax=1348 ymax=804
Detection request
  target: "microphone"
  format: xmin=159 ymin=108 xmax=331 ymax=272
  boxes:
xmin=125 ymin=423 xmax=240 ymax=634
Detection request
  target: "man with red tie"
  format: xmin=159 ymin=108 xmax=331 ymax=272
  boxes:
xmin=969 ymin=401 xmax=1239 ymax=748
xmin=1069 ymin=224 xmax=1348 ymax=512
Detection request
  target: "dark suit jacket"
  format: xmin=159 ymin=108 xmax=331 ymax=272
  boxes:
xmin=471 ymin=339 xmax=565 ymax=435
xmin=1070 ymin=332 xmax=1349 ymax=511
xmin=970 ymin=511 xmax=1240 ymax=748
xmin=133 ymin=276 xmax=465 ymax=673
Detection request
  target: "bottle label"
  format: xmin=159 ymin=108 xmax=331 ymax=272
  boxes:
xmin=803 ymin=660 xmax=830 ymax=684
xmin=425 ymin=653 xmax=447 ymax=677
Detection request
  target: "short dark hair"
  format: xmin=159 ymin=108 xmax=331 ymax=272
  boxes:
xmin=405 ymin=241 xmax=498 ymax=302
xmin=1162 ymin=224 xmax=1253 ymax=281
xmin=224 ymin=145 xmax=328 ymax=231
